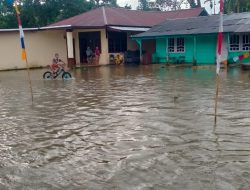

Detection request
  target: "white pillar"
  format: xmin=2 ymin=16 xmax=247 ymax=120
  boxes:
xmin=66 ymin=31 xmax=74 ymax=59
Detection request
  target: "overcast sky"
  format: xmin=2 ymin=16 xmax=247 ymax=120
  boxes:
xmin=117 ymin=0 xmax=219 ymax=14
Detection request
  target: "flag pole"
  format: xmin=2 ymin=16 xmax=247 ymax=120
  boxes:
xmin=214 ymin=74 xmax=220 ymax=123
xmin=14 ymin=1 xmax=34 ymax=104
xmin=25 ymin=57 xmax=34 ymax=103
xmin=214 ymin=0 xmax=224 ymax=123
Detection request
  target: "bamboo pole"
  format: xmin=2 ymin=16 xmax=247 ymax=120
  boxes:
xmin=214 ymin=74 xmax=220 ymax=123
xmin=214 ymin=0 xmax=224 ymax=124
xmin=25 ymin=57 xmax=34 ymax=104
xmin=14 ymin=1 xmax=34 ymax=104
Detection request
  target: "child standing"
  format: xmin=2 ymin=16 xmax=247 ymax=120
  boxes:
xmin=94 ymin=46 xmax=100 ymax=65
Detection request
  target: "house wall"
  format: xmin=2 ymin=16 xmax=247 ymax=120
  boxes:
xmin=167 ymin=36 xmax=195 ymax=64
xmin=154 ymin=38 xmax=167 ymax=63
xmin=142 ymin=39 xmax=156 ymax=54
xmin=151 ymin=34 xmax=217 ymax=65
xmin=228 ymin=52 xmax=250 ymax=63
xmin=196 ymin=35 xmax=217 ymax=65
xmin=127 ymin=32 xmax=139 ymax=51
xmin=0 ymin=30 xmax=67 ymax=71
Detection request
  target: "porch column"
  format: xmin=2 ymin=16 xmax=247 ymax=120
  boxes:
xmin=136 ymin=39 xmax=142 ymax=64
xmin=227 ymin=33 xmax=230 ymax=62
xmin=101 ymin=29 xmax=109 ymax=65
xmin=66 ymin=30 xmax=75 ymax=67
xmin=166 ymin=37 xmax=169 ymax=64
xmin=193 ymin=36 xmax=197 ymax=66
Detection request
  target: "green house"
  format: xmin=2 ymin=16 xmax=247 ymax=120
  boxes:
xmin=132 ymin=12 xmax=250 ymax=65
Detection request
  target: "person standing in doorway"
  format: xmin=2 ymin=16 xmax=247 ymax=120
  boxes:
xmin=86 ymin=46 xmax=93 ymax=64
xmin=94 ymin=46 xmax=100 ymax=65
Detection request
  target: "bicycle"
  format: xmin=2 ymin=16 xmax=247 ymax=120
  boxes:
xmin=43 ymin=64 xmax=72 ymax=80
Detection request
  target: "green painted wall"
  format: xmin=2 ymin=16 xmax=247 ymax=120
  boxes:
xmin=228 ymin=51 xmax=250 ymax=64
xmin=196 ymin=35 xmax=217 ymax=65
xmin=153 ymin=38 xmax=167 ymax=63
xmin=152 ymin=35 xmax=217 ymax=65
xmin=168 ymin=37 xmax=194 ymax=63
xmin=148 ymin=33 xmax=250 ymax=65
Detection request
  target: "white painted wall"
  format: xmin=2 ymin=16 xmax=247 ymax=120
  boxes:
xmin=0 ymin=30 xmax=67 ymax=70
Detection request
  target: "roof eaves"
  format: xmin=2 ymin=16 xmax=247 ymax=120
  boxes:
xmin=0 ymin=28 xmax=39 ymax=32
xmin=40 ymin=25 xmax=72 ymax=30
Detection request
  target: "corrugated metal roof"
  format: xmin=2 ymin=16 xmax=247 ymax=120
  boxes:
xmin=133 ymin=12 xmax=250 ymax=38
xmin=49 ymin=6 xmax=207 ymax=28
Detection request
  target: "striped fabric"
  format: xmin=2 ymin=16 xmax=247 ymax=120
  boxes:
xmin=14 ymin=1 xmax=26 ymax=61
xmin=216 ymin=0 xmax=224 ymax=74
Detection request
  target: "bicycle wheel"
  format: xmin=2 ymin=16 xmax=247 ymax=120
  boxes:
xmin=62 ymin=72 xmax=72 ymax=80
xmin=43 ymin=71 xmax=53 ymax=79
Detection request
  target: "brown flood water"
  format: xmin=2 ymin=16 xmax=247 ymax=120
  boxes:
xmin=0 ymin=65 xmax=250 ymax=190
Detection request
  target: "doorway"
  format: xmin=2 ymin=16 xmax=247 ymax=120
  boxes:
xmin=79 ymin=32 xmax=101 ymax=63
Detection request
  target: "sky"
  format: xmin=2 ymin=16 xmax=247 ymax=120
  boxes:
xmin=117 ymin=0 xmax=220 ymax=14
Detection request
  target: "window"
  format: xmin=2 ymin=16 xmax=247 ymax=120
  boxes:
xmin=243 ymin=34 xmax=250 ymax=51
xmin=168 ymin=37 xmax=185 ymax=53
xmin=230 ymin=33 xmax=250 ymax=52
xmin=177 ymin=38 xmax=185 ymax=52
xmin=168 ymin=38 xmax=175 ymax=52
xmin=230 ymin=34 xmax=240 ymax=51
xmin=108 ymin=32 xmax=127 ymax=53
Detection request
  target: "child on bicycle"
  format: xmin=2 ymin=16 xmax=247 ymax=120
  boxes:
xmin=50 ymin=53 xmax=66 ymax=75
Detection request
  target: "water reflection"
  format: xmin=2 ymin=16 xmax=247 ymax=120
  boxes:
xmin=0 ymin=65 xmax=250 ymax=189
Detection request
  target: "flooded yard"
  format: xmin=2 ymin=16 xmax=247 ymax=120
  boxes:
xmin=0 ymin=65 xmax=250 ymax=190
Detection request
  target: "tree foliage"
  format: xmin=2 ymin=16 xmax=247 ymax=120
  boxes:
xmin=138 ymin=0 xmax=151 ymax=11
xmin=137 ymin=0 xmax=203 ymax=11
xmin=224 ymin=0 xmax=250 ymax=13
xmin=0 ymin=0 xmax=119 ymax=29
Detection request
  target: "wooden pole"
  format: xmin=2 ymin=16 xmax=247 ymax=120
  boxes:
xmin=14 ymin=1 xmax=34 ymax=104
xmin=214 ymin=0 xmax=224 ymax=124
xmin=166 ymin=37 xmax=169 ymax=65
xmin=25 ymin=57 xmax=34 ymax=104
xmin=214 ymin=74 xmax=220 ymax=123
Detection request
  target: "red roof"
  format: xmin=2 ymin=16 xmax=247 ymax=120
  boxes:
xmin=49 ymin=7 xmax=207 ymax=28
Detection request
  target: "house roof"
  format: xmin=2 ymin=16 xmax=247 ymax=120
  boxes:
xmin=49 ymin=6 xmax=208 ymax=28
xmin=133 ymin=12 xmax=250 ymax=38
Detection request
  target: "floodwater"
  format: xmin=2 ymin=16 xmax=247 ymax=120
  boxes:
xmin=0 ymin=65 xmax=250 ymax=190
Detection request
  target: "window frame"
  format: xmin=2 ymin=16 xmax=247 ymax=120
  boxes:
xmin=242 ymin=34 xmax=250 ymax=51
xmin=168 ymin=37 xmax=185 ymax=53
xmin=229 ymin=33 xmax=250 ymax=52
xmin=229 ymin=34 xmax=240 ymax=52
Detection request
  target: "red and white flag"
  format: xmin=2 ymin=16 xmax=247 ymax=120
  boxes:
xmin=216 ymin=0 xmax=224 ymax=74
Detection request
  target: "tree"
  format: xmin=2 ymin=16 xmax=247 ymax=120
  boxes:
xmin=138 ymin=0 xmax=187 ymax=11
xmin=0 ymin=0 xmax=96 ymax=28
xmin=154 ymin=0 xmax=186 ymax=11
xmin=92 ymin=0 xmax=117 ymax=7
xmin=186 ymin=0 xmax=201 ymax=8
xmin=0 ymin=0 xmax=17 ymax=28
xmin=138 ymin=0 xmax=151 ymax=10
xmin=224 ymin=0 xmax=250 ymax=13
xmin=124 ymin=4 xmax=132 ymax=9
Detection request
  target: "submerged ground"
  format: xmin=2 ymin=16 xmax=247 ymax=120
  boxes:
xmin=0 ymin=65 xmax=250 ymax=190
